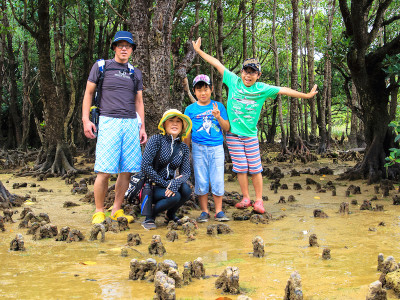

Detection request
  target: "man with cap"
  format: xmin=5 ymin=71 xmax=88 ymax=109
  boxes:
xmin=184 ymin=74 xmax=230 ymax=222
xmin=192 ymin=37 xmax=318 ymax=215
xmin=82 ymin=31 xmax=147 ymax=224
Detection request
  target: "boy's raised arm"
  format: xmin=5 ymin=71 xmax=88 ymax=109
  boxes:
xmin=278 ymin=84 xmax=318 ymax=99
xmin=192 ymin=37 xmax=225 ymax=76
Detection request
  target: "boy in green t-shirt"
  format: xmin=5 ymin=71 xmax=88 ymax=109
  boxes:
xmin=192 ymin=37 xmax=318 ymax=214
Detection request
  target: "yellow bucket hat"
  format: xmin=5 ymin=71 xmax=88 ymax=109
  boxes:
xmin=158 ymin=109 xmax=192 ymax=139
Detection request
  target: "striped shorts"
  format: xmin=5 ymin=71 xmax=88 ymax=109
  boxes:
xmin=226 ymin=132 xmax=262 ymax=174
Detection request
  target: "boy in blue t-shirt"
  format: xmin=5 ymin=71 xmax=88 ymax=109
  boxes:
xmin=184 ymin=75 xmax=230 ymax=222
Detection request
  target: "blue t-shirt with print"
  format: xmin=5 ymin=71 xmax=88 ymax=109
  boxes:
xmin=184 ymin=100 xmax=228 ymax=146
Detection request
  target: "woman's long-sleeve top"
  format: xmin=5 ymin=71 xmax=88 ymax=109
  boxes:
xmin=141 ymin=134 xmax=191 ymax=193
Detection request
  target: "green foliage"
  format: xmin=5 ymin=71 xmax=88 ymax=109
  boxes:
xmin=384 ymin=122 xmax=400 ymax=169
xmin=382 ymin=54 xmax=400 ymax=78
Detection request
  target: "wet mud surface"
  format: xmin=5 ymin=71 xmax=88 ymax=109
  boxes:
xmin=1 ymin=158 xmax=400 ymax=299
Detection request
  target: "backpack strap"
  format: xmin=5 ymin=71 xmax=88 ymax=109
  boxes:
xmin=97 ymin=59 xmax=105 ymax=73
xmin=93 ymin=59 xmax=106 ymax=107
xmin=128 ymin=62 xmax=135 ymax=78
xmin=93 ymin=59 xmax=136 ymax=108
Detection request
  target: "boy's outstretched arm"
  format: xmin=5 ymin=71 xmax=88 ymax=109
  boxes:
xmin=192 ymin=37 xmax=225 ymax=76
xmin=278 ymin=84 xmax=318 ymax=99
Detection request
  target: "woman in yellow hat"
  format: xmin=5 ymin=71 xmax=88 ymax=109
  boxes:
xmin=141 ymin=109 xmax=192 ymax=230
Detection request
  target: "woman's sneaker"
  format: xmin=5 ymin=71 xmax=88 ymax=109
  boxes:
xmin=197 ymin=212 xmax=210 ymax=223
xmin=215 ymin=211 xmax=230 ymax=222
xmin=141 ymin=219 xmax=157 ymax=230
xmin=235 ymin=198 xmax=252 ymax=209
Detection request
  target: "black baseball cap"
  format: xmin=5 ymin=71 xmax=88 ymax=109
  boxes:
xmin=242 ymin=58 xmax=261 ymax=73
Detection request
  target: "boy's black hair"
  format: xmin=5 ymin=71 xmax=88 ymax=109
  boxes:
xmin=193 ymin=81 xmax=212 ymax=90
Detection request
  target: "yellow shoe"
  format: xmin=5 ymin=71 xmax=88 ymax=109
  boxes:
xmin=111 ymin=209 xmax=134 ymax=223
xmin=92 ymin=212 xmax=106 ymax=224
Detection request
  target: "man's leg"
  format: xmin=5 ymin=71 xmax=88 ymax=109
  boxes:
xmin=94 ymin=172 xmax=111 ymax=212
xmin=112 ymin=172 xmax=130 ymax=215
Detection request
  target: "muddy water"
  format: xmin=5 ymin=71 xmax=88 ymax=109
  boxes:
xmin=1 ymin=163 xmax=400 ymax=299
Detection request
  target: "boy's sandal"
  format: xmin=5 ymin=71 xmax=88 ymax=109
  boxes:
xmin=235 ymin=198 xmax=252 ymax=209
xmin=253 ymin=201 xmax=265 ymax=214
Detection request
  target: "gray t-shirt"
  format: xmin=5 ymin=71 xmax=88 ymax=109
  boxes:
xmin=88 ymin=59 xmax=143 ymax=119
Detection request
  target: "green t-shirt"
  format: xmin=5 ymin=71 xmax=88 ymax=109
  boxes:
xmin=223 ymin=69 xmax=280 ymax=137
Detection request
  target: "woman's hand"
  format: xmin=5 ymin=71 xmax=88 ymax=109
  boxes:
xmin=165 ymin=189 xmax=175 ymax=197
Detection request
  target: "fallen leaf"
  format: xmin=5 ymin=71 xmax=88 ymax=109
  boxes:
xmin=281 ymin=207 xmax=286 ymax=211
xmin=215 ymin=297 xmax=232 ymax=300
xmin=80 ymin=261 xmax=97 ymax=265
xmin=314 ymin=196 xmax=320 ymax=200
xmin=322 ymin=175 xmax=326 ymax=177
xmin=319 ymin=178 xmax=325 ymax=181
xmin=24 ymin=201 xmax=35 ymax=205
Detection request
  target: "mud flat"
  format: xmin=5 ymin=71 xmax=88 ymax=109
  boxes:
xmin=1 ymin=157 xmax=400 ymax=299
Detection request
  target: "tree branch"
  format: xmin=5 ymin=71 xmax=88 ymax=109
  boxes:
xmin=338 ymin=0 xmax=352 ymax=37
xmin=7 ymin=0 xmax=37 ymax=38
xmin=172 ymin=0 xmax=188 ymax=31
xmin=222 ymin=0 xmax=258 ymax=40
xmin=368 ymin=0 xmax=392 ymax=45
xmin=383 ymin=15 xmax=400 ymax=26
xmin=104 ymin=0 xmax=126 ymax=22
xmin=368 ymin=33 xmax=400 ymax=63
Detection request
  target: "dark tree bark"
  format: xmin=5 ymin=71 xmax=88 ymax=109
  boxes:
xmin=251 ymin=0 xmax=257 ymax=57
xmin=171 ymin=20 xmax=202 ymax=107
xmin=241 ymin=0 xmax=247 ymax=60
xmin=20 ymin=41 xmax=32 ymax=150
xmin=389 ymin=75 xmax=399 ymax=121
xmin=10 ymin=0 xmax=75 ymax=174
xmin=130 ymin=0 xmax=177 ymax=135
xmin=194 ymin=0 xmax=201 ymax=74
xmin=272 ymin=0 xmax=287 ymax=152
xmin=267 ymin=97 xmax=278 ymax=143
xmin=348 ymin=82 xmax=358 ymax=148
xmin=317 ymin=0 xmax=334 ymax=154
xmin=338 ymin=0 xmax=400 ymax=183
xmin=1 ymin=1 xmax=21 ymax=148
xmin=304 ymin=0 xmax=317 ymax=142
xmin=288 ymin=0 xmax=304 ymax=152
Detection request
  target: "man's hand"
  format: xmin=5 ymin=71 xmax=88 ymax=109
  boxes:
xmin=192 ymin=37 xmax=202 ymax=53
xmin=139 ymin=127 xmax=147 ymax=144
xmin=306 ymin=84 xmax=318 ymax=98
xmin=211 ymin=102 xmax=221 ymax=119
xmin=83 ymin=120 xmax=97 ymax=139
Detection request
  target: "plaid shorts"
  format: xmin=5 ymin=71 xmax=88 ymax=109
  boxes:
xmin=226 ymin=132 xmax=262 ymax=174
xmin=94 ymin=116 xmax=141 ymax=174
